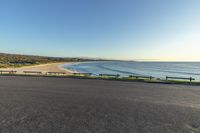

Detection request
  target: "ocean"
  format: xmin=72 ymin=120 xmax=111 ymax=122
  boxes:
xmin=63 ymin=61 xmax=200 ymax=80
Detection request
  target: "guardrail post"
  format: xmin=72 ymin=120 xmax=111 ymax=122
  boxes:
xmin=189 ymin=77 xmax=193 ymax=83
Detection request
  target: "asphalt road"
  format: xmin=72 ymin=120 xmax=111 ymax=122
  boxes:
xmin=0 ymin=76 xmax=200 ymax=133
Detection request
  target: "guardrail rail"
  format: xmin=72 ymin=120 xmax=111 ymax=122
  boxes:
xmin=0 ymin=70 xmax=17 ymax=75
xmin=99 ymin=74 xmax=120 ymax=78
xmin=129 ymin=75 xmax=154 ymax=80
xmin=73 ymin=73 xmax=92 ymax=76
xmin=23 ymin=71 xmax=42 ymax=75
xmin=47 ymin=72 xmax=66 ymax=75
xmin=166 ymin=76 xmax=195 ymax=82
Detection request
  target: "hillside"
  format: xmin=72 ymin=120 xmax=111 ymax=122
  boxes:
xmin=0 ymin=53 xmax=86 ymax=68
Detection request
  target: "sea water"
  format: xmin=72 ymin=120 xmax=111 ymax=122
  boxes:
xmin=63 ymin=61 xmax=200 ymax=80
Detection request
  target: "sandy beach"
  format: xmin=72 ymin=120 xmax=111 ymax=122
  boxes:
xmin=0 ymin=62 xmax=74 ymax=75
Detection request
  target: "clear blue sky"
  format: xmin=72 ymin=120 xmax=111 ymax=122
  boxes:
xmin=0 ymin=0 xmax=200 ymax=61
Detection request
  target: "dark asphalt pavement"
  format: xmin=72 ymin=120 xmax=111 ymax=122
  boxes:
xmin=0 ymin=76 xmax=200 ymax=133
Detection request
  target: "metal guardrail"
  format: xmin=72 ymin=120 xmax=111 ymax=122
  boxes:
xmin=166 ymin=76 xmax=195 ymax=82
xmin=47 ymin=72 xmax=66 ymax=75
xmin=23 ymin=71 xmax=42 ymax=75
xmin=73 ymin=73 xmax=92 ymax=76
xmin=0 ymin=70 xmax=17 ymax=74
xmin=0 ymin=69 xmax=197 ymax=84
xmin=129 ymin=75 xmax=154 ymax=80
xmin=99 ymin=74 xmax=120 ymax=78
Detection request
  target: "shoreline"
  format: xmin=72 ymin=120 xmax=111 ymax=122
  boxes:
xmin=0 ymin=62 xmax=76 ymax=75
xmin=1 ymin=62 xmax=199 ymax=85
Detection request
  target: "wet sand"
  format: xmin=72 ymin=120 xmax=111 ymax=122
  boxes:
xmin=0 ymin=76 xmax=200 ymax=132
xmin=0 ymin=62 xmax=73 ymax=74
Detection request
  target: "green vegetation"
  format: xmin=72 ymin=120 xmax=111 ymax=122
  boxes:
xmin=0 ymin=53 xmax=88 ymax=68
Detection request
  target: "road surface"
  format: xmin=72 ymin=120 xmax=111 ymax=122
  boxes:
xmin=0 ymin=76 xmax=200 ymax=133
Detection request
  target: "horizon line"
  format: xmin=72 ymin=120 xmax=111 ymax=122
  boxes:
xmin=1 ymin=52 xmax=200 ymax=62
